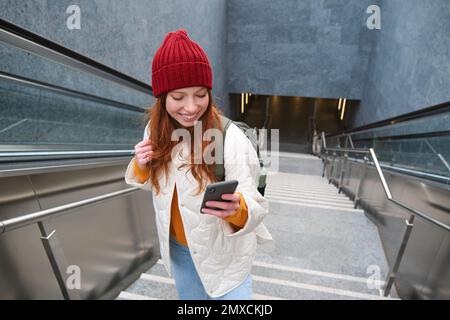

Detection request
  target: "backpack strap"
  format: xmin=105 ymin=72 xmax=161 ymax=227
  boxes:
xmin=215 ymin=115 xmax=232 ymax=181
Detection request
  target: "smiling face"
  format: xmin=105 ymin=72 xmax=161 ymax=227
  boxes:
xmin=165 ymin=86 xmax=209 ymax=127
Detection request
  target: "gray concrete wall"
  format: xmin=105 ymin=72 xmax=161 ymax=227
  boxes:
xmin=0 ymin=0 xmax=229 ymax=145
xmin=227 ymin=0 xmax=375 ymax=100
xmin=0 ymin=0 xmax=228 ymax=109
xmin=353 ymin=0 xmax=450 ymax=127
xmin=2 ymin=0 xmax=449 ymax=136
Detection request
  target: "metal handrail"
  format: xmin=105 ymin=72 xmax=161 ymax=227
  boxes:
xmin=320 ymin=134 xmax=450 ymax=297
xmin=0 ymin=186 xmax=140 ymax=234
xmin=369 ymin=148 xmax=450 ymax=232
xmin=0 ymin=150 xmax=134 ymax=163
xmin=0 ymin=17 xmax=153 ymax=95
xmin=324 ymin=101 xmax=450 ymax=139
xmin=347 ymin=135 xmax=355 ymax=149
xmin=1 ymin=150 xmax=133 ymax=156
xmin=325 ymin=148 xmax=450 ymax=184
xmin=322 ymin=146 xmax=450 ymax=231
xmin=347 ymin=156 xmax=450 ymax=184
xmin=321 ymin=131 xmax=327 ymax=149
xmin=0 ymin=185 xmax=142 ymax=299
xmin=324 ymin=147 xmax=369 ymax=154
xmin=0 ymin=71 xmax=146 ymax=113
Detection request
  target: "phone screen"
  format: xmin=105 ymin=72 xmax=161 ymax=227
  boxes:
xmin=200 ymin=180 xmax=238 ymax=213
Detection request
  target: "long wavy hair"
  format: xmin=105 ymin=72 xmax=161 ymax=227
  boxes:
xmin=143 ymin=89 xmax=224 ymax=196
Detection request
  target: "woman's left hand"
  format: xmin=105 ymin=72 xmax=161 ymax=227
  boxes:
xmin=201 ymin=193 xmax=241 ymax=218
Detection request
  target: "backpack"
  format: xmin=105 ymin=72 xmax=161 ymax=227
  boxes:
xmin=214 ymin=115 xmax=267 ymax=196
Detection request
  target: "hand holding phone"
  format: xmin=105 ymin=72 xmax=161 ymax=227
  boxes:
xmin=200 ymin=180 xmax=240 ymax=218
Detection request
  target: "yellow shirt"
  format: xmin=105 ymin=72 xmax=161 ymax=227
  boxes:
xmin=133 ymin=159 xmax=248 ymax=246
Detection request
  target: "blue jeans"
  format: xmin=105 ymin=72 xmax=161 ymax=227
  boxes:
xmin=169 ymin=238 xmax=253 ymax=300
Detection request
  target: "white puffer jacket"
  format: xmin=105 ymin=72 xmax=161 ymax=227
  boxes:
xmin=124 ymin=122 xmax=273 ymax=297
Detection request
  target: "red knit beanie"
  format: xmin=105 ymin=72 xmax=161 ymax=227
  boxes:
xmin=151 ymin=29 xmax=213 ymax=97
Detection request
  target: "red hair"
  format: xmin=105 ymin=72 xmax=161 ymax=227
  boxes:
xmin=143 ymin=89 xmax=223 ymax=195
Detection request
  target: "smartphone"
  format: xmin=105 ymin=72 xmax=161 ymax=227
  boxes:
xmin=200 ymin=180 xmax=239 ymax=213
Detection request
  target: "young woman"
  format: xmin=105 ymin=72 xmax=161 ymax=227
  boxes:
xmin=125 ymin=29 xmax=272 ymax=300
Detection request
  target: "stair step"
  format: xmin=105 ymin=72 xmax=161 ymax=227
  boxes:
xmin=266 ymin=190 xmax=346 ymax=198
xmin=136 ymin=267 xmax=391 ymax=300
xmin=257 ymin=228 xmax=389 ymax=280
xmin=150 ymin=259 xmax=382 ymax=285
xmin=251 ymin=265 xmax=380 ymax=296
xmin=124 ymin=274 xmax=178 ymax=300
xmin=117 ymin=291 xmax=159 ymax=300
xmin=267 ymin=198 xmax=362 ymax=213
xmin=251 ymin=275 xmax=389 ymax=300
xmin=133 ymin=260 xmax=394 ymax=300
xmin=265 ymin=194 xmax=355 ymax=209
xmin=124 ymin=271 xmax=284 ymax=300
xmin=253 ymin=260 xmax=382 ymax=284
xmin=267 ymin=182 xmax=339 ymax=188
xmin=267 ymin=201 xmax=370 ymax=226
xmin=265 ymin=188 xmax=350 ymax=201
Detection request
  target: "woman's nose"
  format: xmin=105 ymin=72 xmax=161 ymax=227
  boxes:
xmin=184 ymin=97 xmax=198 ymax=112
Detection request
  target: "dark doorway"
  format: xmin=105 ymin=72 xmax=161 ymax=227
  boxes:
xmin=229 ymin=93 xmax=359 ymax=154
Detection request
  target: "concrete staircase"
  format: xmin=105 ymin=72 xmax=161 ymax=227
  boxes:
xmin=118 ymin=152 xmax=397 ymax=300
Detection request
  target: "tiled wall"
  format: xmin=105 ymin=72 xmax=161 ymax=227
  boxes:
xmin=0 ymin=0 xmax=229 ymax=146
xmin=1 ymin=0 xmax=448 ymax=135
xmin=354 ymin=0 xmax=450 ymax=127
xmin=227 ymin=0 xmax=375 ymax=100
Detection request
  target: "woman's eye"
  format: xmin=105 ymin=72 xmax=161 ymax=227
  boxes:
xmin=197 ymin=94 xmax=207 ymax=98
xmin=172 ymin=96 xmax=183 ymax=101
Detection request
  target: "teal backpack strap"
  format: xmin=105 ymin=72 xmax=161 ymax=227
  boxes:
xmin=215 ymin=115 xmax=232 ymax=181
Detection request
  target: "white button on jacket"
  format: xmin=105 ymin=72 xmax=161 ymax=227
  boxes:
xmin=125 ymin=122 xmax=273 ymax=297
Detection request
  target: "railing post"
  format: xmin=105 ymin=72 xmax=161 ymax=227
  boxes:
xmin=316 ymin=145 xmax=448 ymax=298
xmin=38 ymin=221 xmax=81 ymax=300
xmin=328 ymin=153 xmax=336 ymax=184
xmin=348 ymin=135 xmax=355 ymax=149
xmin=322 ymin=154 xmax=328 ymax=178
xmin=383 ymin=214 xmax=415 ymax=297
xmin=353 ymin=156 xmax=368 ymax=208
xmin=321 ymin=132 xmax=328 ymax=179
xmin=338 ymin=153 xmax=348 ymax=193
xmin=369 ymin=148 xmax=393 ymax=199
xmin=321 ymin=131 xmax=327 ymax=150
xmin=0 ymin=187 xmax=140 ymax=299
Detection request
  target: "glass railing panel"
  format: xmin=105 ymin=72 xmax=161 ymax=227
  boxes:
xmin=350 ymin=109 xmax=450 ymax=141
xmin=0 ymin=75 xmax=146 ymax=150
xmin=346 ymin=107 xmax=450 ymax=183
xmin=0 ymin=41 xmax=153 ymax=111
xmin=0 ymin=39 xmax=153 ymax=158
